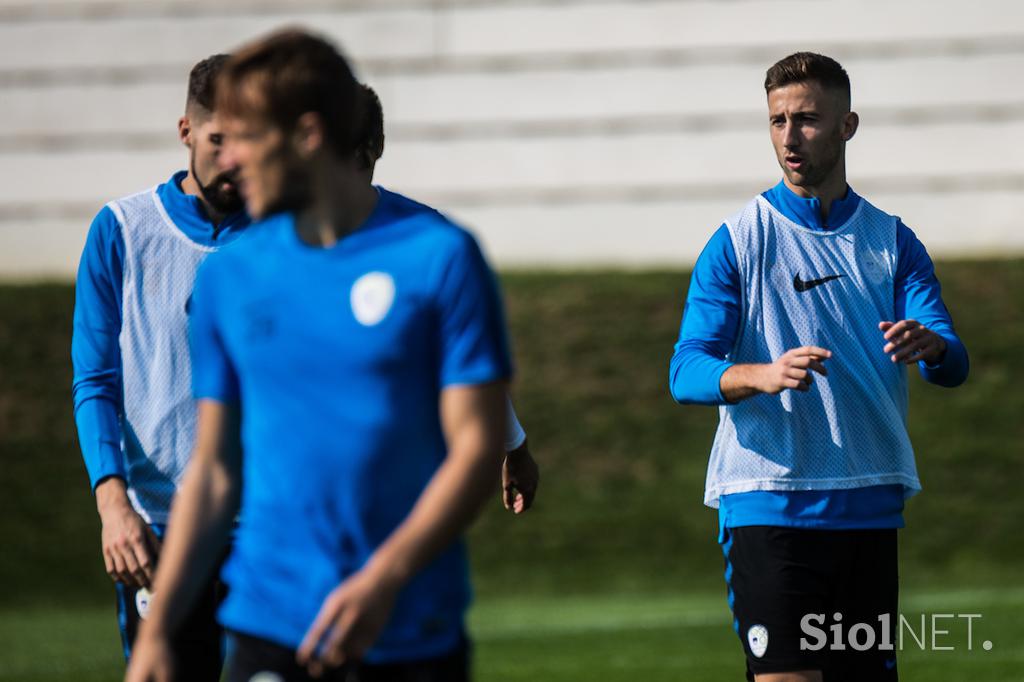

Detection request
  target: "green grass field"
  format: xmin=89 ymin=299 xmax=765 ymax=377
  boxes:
xmin=2 ymin=588 xmax=1022 ymax=680
xmin=1 ymin=262 xmax=1022 ymax=678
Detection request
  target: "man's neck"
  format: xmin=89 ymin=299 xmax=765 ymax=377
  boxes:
xmin=295 ymin=173 xmax=378 ymax=248
xmin=180 ymin=172 xmax=227 ymax=226
xmin=783 ymin=172 xmax=847 ymax=222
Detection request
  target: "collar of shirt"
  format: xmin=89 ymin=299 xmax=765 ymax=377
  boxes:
xmin=156 ymin=170 xmax=250 ymax=247
xmin=761 ymin=179 xmax=861 ymax=231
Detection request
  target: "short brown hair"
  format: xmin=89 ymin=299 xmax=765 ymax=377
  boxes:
xmin=765 ymin=52 xmax=850 ymax=102
xmin=217 ymin=29 xmax=360 ymax=156
xmin=186 ymin=53 xmax=229 ymax=113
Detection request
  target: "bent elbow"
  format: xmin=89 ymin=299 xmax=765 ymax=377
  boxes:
xmin=668 ymin=358 xmax=691 ymax=404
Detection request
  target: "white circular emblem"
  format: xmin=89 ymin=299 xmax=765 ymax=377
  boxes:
xmin=135 ymin=587 xmax=153 ymax=620
xmin=249 ymin=673 xmax=285 ymax=682
xmin=747 ymin=624 xmax=769 ymax=658
xmin=350 ymin=272 xmax=395 ymax=326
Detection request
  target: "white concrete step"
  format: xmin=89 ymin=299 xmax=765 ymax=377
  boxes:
xmin=0 ymin=8 xmax=434 ymax=71
xmin=6 ymin=52 xmax=1024 ymax=139
xmin=2 ymin=0 xmax=1021 ymax=73
xmin=446 ymin=0 xmax=1024 ymax=58
xmin=2 ymin=119 xmax=1021 ymax=206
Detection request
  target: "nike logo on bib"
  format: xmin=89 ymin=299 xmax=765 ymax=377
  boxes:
xmin=793 ymin=273 xmax=845 ymax=292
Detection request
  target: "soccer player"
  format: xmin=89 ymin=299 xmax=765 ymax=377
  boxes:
xmin=353 ymin=83 xmax=539 ymax=514
xmin=126 ymin=30 xmax=515 ymax=682
xmin=669 ymin=52 xmax=968 ymax=682
xmin=72 ymin=54 xmax=247 ymax=679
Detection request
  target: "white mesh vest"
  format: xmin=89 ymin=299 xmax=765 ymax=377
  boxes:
xmin=704 ymin=195 xmax=920 ymax=508
xmin=109 ymin=188 xmax=217 ymax=523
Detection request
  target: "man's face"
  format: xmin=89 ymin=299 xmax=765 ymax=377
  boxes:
xmin=767 ymin=81 xmax=855 ymax=193
xmin=218 ymin=114 xmax=311 ymax=220
xmin=186 ymin=112 xmax=244 ymax=215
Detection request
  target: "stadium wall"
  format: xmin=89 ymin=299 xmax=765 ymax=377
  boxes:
xmin=1 ymin=0 xmax=1023 ymax=277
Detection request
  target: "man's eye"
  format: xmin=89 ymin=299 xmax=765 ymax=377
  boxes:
xmin=210 ymin=134 xmax=223 ymax=145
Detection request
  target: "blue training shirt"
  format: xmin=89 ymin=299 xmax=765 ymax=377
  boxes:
xmin=189 ymin=187 xmax=512 ymax=662
xmin=72 ymin=171 xmax=249 ymax=491
xmin=669 ymin=180 xmax=968 ymax=532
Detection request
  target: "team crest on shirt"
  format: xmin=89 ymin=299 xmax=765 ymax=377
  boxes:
xmin=350 ymin=272 xmax=396 ymax=326
xmin=747 ymin=624 xmax=769 ymax=658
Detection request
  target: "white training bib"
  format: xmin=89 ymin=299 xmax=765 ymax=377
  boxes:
xmin=704 ymin=195 xmax=919 ymax=507
xmin=111 ymin=188 xmax=218 ymax=523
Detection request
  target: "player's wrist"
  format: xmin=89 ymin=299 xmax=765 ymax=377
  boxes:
xmin=363 ymin=546 xmax=414 ymax=593
xmin=748 ymin=363 xmax=775 ymax=394
xmin=505 ymin=439 xmax=530 ymax=460
xmin=94 ymin=476 xmax=132 ymax=514
xmin=925 ymin=334 xmax=948 ymax=365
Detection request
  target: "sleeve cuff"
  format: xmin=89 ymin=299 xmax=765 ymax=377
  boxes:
xmin=440 ymin=366 xmax=512 ymax=390
xmin=918 ymin=333 xmax=969 ymax=387
xmin=87 ymin=445 xmax=126 ymax=491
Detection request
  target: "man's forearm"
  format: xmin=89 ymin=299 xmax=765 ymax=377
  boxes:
xmin=366 ymin=437 xmax=502 ymax=588
xmin=95 ymin=475 xmax=131 ymax=513
xmin=719 ymin=363 xmax=768 ymax=403
xmin=365 ymin=382 xmax=506 ymax=586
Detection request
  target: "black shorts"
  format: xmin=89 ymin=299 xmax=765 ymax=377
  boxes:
xmin=225 ymin=631 xmax=471 ymax=682
xmin=721 ymin=526 xmax=899 ymax=681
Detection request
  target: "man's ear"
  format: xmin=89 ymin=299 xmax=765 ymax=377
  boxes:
xmin=354 ymin=146 xmax=373 ymax=172
xmin=842 ymin=111 xmax=859 ymax=142
xmin=178 ymin=116 xmax=192 ymax=147
xmin=293 ymin=112 xmax=325 ymax=159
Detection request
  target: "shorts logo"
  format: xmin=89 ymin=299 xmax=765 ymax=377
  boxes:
xmin=249 ymin=673 xmax=285 ymax=682
xmin=748 ymin=624 xmax=769 ymax=658
xmin=351 ymin=272 xmax=395 ymax=326
xmin=135 ymin=587 xmax=153 ymax=620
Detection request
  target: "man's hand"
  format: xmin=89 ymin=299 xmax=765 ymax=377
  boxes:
xmin=502 ymin=440 xmax=539 ymax=514
xmin=756 ymin=345 xmax=832 ymax=394
xmin=879 ymin=320 xmax=947 ymax=365
xmin=296 ymin=562 xmax=402 ymax=677
xmin=96 ymin=477 xmax=161 ymax=588
xmin=124 ymin=627 xmax=174 ymax=682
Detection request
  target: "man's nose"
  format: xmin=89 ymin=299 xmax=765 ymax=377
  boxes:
xmin=782 ymin=121 xmax=800 ymax=148
xmin=218 ymin=145 xmax=239 ymax=173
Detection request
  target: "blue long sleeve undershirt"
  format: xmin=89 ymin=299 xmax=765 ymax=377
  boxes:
xmin=72 ymin=205 xmax=126 ymax=489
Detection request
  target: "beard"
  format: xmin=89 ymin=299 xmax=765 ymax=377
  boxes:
xmin=781 ymin=136 xmax=844 ymax=190
xmin=192 ymin=160 xmax=245 ymax=215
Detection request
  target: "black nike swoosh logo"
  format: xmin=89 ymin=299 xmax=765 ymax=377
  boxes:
xmin=793 ymin=273 xmax=845 ymax=292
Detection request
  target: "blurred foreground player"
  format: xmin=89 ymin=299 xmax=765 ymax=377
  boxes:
xmin=669 ymin=52 xmax=968 ymax=682
xmin=353 ymin=83 xmax=538 ymax=514
xmin=71 ymin=54 xmax=246 ymax=679
xmin=128 ymin=30 xmax=516 ymax=682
